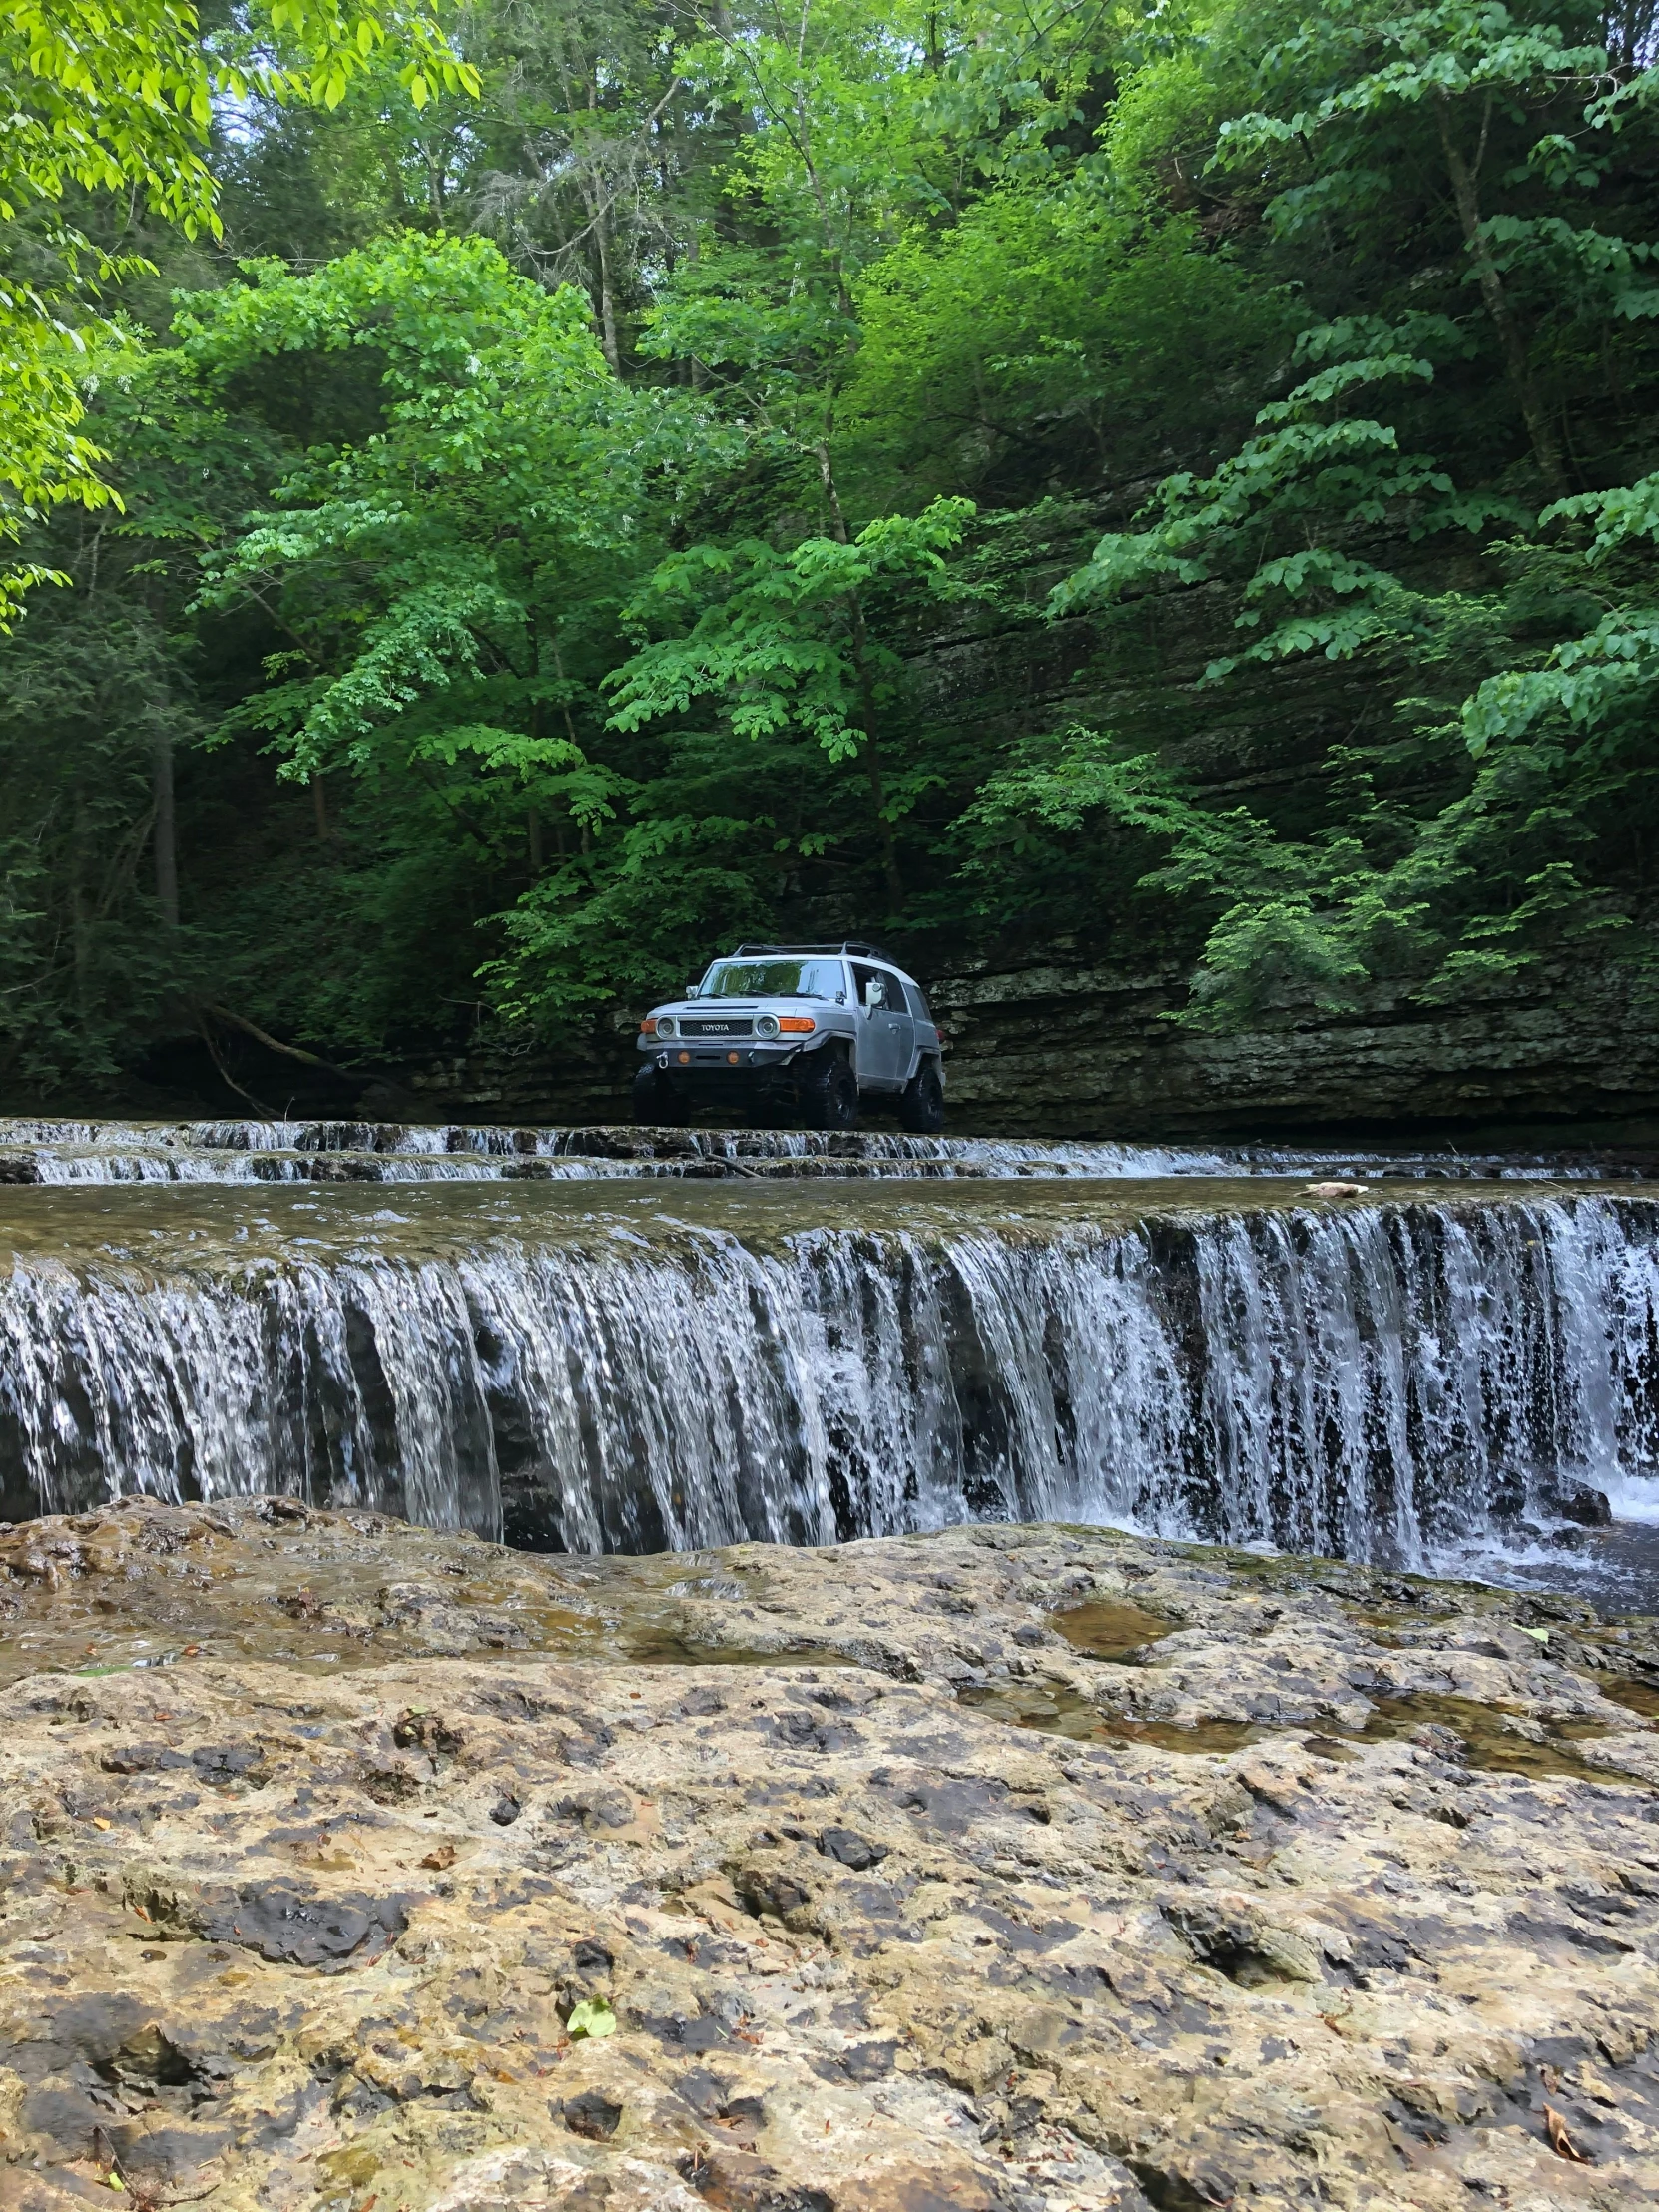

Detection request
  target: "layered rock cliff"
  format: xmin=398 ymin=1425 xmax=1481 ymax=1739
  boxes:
xmin=370 ymin=948 xmax=1659 ymax=1145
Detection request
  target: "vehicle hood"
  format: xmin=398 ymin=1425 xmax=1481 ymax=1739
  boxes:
xmin=648 ymin=997 xmax=842 ymax=1018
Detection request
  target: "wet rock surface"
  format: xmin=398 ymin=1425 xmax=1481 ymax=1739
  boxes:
xmin=2 ymin=1503 xmax=1658 ymax=2209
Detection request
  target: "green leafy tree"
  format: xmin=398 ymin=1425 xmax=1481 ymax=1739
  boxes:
xmin=0 ymin=334 xmax=283 ymax=1088
xmin=1012 ymin=0 xmax=1659 ymax=1026
xmin=178 ymin=230 xmax=733 ymax=1044
xmin=604 ymin=497 xmax=976 ymax=901
xmin=0 ymin=0 xmax=476 ymax=624
xmin=11 ymin=0 xmax=1659 ymax=1103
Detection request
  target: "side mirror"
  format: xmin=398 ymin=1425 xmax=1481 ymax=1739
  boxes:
xmin=685 ymin=982 xmax=702 ymax=998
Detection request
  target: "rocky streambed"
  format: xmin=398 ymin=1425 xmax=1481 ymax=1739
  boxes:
xmin=1 ymin=1501 xmax=1657 ymax=2211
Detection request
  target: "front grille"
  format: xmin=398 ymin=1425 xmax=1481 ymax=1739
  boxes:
xmin=681 ymin=1018 xmax=754 ymax=1038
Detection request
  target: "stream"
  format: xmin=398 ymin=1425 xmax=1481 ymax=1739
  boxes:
xmin=2 ymin=1117 xmax=1657 ymax=1609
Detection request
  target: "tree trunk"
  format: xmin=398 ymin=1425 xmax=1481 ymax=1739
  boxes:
xmin=817 ymin=440 xmax=903 ymax=906
xmin=152 ymin=736 xmax=179 ymax=930
xmin=311 ymin=774 xmax=329 ymax=841
xmin=593 ymin=200 xmax=621 ymax=373
xmin=844 ymin=605 xmax=903 ymax=907
xmin=1436 ymin=97 xmax=1570 ymax=503
xmin=849 ymin=660 xmax=903 ymax=908
xmin=587 ymin=79 xmax=622 ymax=374
xmin=685 ymin=227 xmax=707 ymax=390
xmin=70 ymin=788 xmax=93 ymax=1020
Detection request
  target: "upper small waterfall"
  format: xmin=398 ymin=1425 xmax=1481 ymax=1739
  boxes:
xmin=0 ymin=1116 xmax=1628 ymax=1185
xmin=1 ymin=1173 xmax=1654 ymax=1572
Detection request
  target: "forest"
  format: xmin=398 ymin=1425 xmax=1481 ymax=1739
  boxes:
xmin=4 ymin=0 xmax=1659 ymax=1107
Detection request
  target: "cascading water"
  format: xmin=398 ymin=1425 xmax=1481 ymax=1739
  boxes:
xmin=0 ymin=1116 xmax=1635 ymax=1184
xmin=2 ymin=1176 xmax=1656 ymax=1582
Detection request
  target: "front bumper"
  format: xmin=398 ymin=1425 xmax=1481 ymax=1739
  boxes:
xmin=642 ymin=1040 xmax=814 ymax=1076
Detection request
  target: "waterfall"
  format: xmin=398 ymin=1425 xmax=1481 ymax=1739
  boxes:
xmin=0 ymin=1115 xmax=1625 ymax=1184
xmin=2 ymin=1187 xmax=1656 ymax=1562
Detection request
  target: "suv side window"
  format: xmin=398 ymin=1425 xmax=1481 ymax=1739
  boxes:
xmin=903 ymin=983 xmax=932 ymax=1024
xmin=851 ymin=964 xmax=887 ymax=1010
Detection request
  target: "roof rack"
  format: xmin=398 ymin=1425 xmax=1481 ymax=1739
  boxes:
xmin=730 ymin=940 xmax=896 ymax=964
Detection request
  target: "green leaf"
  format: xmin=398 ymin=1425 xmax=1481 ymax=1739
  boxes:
xmin=565 ymin=1998 xmax=616 ymax=2040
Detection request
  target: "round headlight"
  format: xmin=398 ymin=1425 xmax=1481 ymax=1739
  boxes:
xmin=657 ymin=1015 xmax=677 ymax=1039
xmin=755 ymin=1013 xmax=781 ymax=1038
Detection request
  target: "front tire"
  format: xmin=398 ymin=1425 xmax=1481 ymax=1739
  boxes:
xmin=798 ymin=1052 xmax=858 ymax=1131
xmin=633 ymin=1064 xmax=690 ymax=1127
xmin=898 ymin=1062 xmax=945 ymax=1134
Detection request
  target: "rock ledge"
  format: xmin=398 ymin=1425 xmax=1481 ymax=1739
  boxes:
xmin=1 ymin=1503 xmax=1657 ymax=2211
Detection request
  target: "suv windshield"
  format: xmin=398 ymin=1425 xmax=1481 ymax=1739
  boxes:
xmin=701 ymin=958 xmax=844 ymax=1000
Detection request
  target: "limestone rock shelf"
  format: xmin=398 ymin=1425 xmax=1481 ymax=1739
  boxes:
xmin=1 ymin=1500 xmax=1657 ymax=2211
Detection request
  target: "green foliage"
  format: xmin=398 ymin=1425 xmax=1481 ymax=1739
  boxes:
xmin=998 ymin=0 xmax=1659 ymax=1027
xmin=0 ymin=0 xmax=475 ymax=625
xmin=7 ymin=0 xmax=1659 ymax=1099
xmin=606 ymin=502 xmax=975 ymax=762
xmin=841 ymin=194 xmax=1283 ymax=505
xmin=172 ymin=232 xmax=710 ymax=1040
xmin=184 ymin=232 xmax=638 ymax=773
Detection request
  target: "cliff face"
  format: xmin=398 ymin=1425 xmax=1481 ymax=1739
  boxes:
xmin=928 ymin=950 xmax=1659 ymax=1141
xmin=75 ymin=545 xmax=1648 ymax=1141
xmin=375 ymin=579 xmax=1659 ymax=1144
xmin=381 ymin=948 xmax=1659 ymax=1144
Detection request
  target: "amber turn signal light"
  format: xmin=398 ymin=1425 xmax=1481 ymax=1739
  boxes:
xmin=640 ymin=1017 xmax=657 ymax=1035
xmin=778 ymin=1015 xmax=816 ymax=1034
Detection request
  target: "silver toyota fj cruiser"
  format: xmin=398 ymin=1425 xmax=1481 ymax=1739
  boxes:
xmin=633 ymin=941 xmax=945 ymax=1132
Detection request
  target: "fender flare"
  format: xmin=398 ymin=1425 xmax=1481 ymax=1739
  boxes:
xmin=797 ymin=1036 xmax=854 ymax=1088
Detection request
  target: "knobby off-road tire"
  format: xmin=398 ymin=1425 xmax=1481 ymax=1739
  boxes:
xmin=898 ymin=1063 xmax=945 ymax=1135
xmin=798 ymin=1052 xmax=859 ymax=1131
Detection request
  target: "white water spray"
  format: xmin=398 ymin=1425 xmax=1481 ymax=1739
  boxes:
xmin=2 ymin=1189 xmax=1655 ymax=1565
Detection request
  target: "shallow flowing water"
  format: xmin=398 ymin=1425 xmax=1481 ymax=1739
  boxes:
xmin=0 ymin=1115 xmax=1639 ymax=1184
xmin=3 ymin=1170 xmax=1657 ymax=1603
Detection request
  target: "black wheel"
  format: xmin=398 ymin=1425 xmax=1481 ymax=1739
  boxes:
xmin=899 ymin=1062 xmax=945 ymax=1134
xmin=798 ymin=1052 xmax=858 ymax=1131
xmin=633 ymin=1063 xmax=690 ymax=1126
